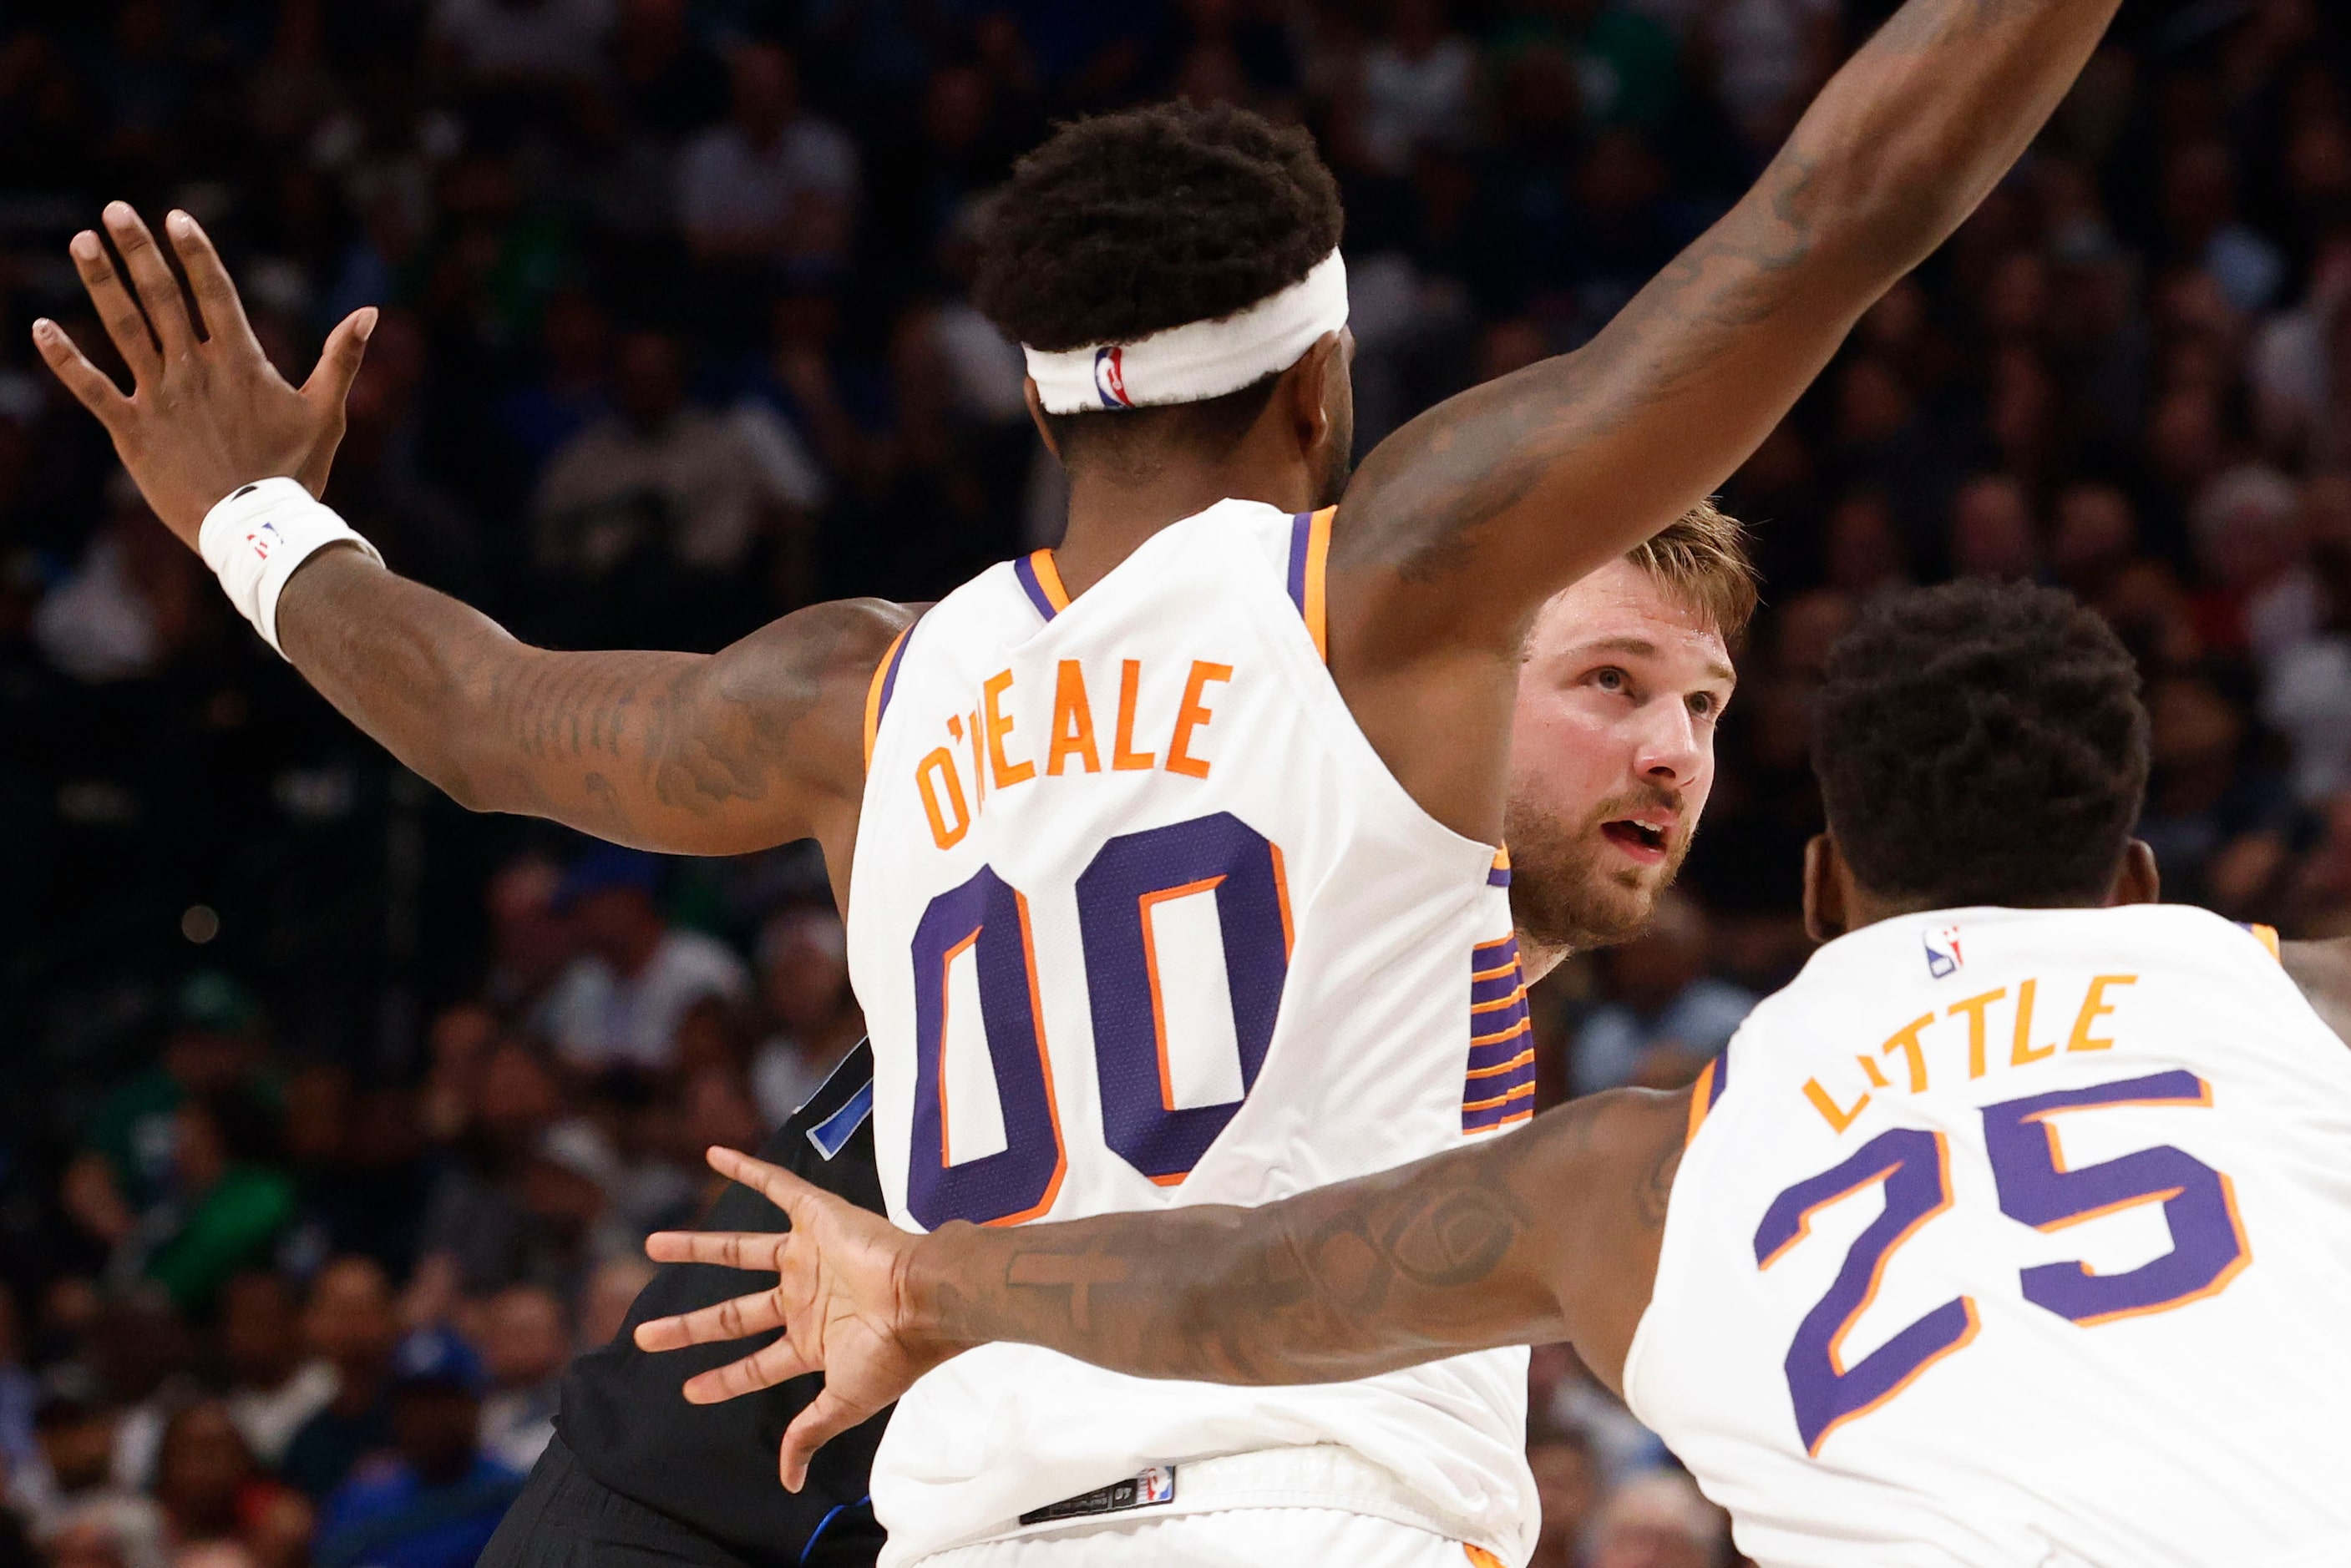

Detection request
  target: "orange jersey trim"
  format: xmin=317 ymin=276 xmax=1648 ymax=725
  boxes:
xmin=1029 ymin=549 xmax=1072 ymax=612
xmin=1685 ymin=1058 xmax=1718 ymax=1148
xmin=1301 ymin=506 xmax=1334 ymax=661
xmin=863 ymin=625 xmax=915 ymax=771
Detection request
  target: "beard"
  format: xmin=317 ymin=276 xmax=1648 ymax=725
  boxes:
xmin=1505 ymin=782 xmax=1695 ymax=953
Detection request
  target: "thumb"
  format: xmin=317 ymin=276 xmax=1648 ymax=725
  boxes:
xmin=302 ymin=306 xmax=377 ymax=409
xmin=779 ymin=1386 xmax=869 ymax=1493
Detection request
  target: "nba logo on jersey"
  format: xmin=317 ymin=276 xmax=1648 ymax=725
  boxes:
xmin=1094 ymin=346 xmax=1133 ymax=407
xmin=1137 ymin=1467 xmax=1174 ymax=1505
xmin=1923 ymin=923 xmax=1963 ymax=979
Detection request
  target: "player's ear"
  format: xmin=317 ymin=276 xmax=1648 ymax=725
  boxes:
xmin=2106 ymin=839 xmax=2159 ymax=907
xmin=1289 ymin=331 xmax=1344 ymax=454
xmin=1802 ymin=833 xmax=1847 ymax=943
xmin=1022 ymin=378 xmax=1061 ymax=460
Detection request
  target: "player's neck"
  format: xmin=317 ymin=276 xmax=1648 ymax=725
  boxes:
xmin=1055 ymin=454 xmax=1321 ymax=596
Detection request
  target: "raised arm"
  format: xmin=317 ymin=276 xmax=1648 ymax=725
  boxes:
xmin=33 ymin=203 xmax=901 ymax=862
xmin=636 ymin=1088 xmax=1689 ymax=1489
xmin=1331 ymin=0 xmax=2126 ymax=657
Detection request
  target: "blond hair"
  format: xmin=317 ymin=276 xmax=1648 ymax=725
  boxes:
xmin=1626 ymin=498 xmax=1760 ymax=645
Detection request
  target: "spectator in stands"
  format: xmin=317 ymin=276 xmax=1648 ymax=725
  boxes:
xmin=149 ymin=1402 xmax=307 ymax=1568
xmin=535 ymin=848 xmax=751 ymax=1077
xmin=413 ymin=1039 xmax=568 ymax=1302
xmin=80 ymin=1294 xmax=193 ymax=1498
xmin=1570 ymin=894 xmax=1757 ymax=1095
xmin=1588 ymin=1470 xmax=1730 ymax=1568
xmin=281 ymin=1262 xmax=401 ymax=1502
xmin=1526 ymin=1412 xmax=1601 ymax=1568
xmin=313 ymin=1329 xmax=522 ymax=1568
xmin=2137 ymin=669 xmax=2305 ymax=915
xmin=64 ymin=974 xmax=267 ymax=1251
xmin=572 ymin=1258 xmax=654 ymax=1356
xmin=30 ymin=477 xmax=205 ymax=684
xmin=474 ymin=1287 xmax=568 ymax=1474
xmin=18 ymin=1393 xmax=156 ymax=1543
xmin=1947 ymin=473 xmax=2042 ymax=584
xmin=676 ymin=43 xmax=859 ymax=268
xmin=216 ymin=1272 xmax=336 ymax=1474
xmin=530 ymin=328 xmax=823 ymax=642
xmin=0 ymin=1288 xmax=33 ymax=1498
xmin=129 ymin=1088 xmax=296 ymax=1317
xmin=747 ymin=904 xmax=864 ymax=1125
xmin=35 ymin=1493 xmax=167 ymax=1568
xmin=427 ymin=0 xmax=614 ymax=91
xmin=479 ymin=856 xmax=571 ymax=1019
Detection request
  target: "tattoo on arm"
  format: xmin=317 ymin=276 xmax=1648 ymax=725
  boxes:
xmin=915 ymin=1090 xmax=1692 ymax=1388
xmin=277 ymin=549 xmax=907 ymax=853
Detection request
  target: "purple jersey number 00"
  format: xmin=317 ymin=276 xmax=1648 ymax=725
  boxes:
xmin=905 ymin=812 xmax=1291 ymax=1228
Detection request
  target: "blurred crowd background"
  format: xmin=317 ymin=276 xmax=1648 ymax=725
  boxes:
xmin=3 ymin=0 xmax=2348 ymax=1565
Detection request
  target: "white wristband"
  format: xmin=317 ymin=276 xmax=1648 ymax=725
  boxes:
xmin=196 ymin=477 xmax=383 ymax=657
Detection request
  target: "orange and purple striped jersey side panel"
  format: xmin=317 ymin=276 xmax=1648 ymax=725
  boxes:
xmin=1284 ymin=506 xmax=1336 ymax=661
xmin=1463 ymin=934 xmax=1536 ymax=1133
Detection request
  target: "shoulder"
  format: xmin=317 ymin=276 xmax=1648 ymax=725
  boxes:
xmin=1506 ymin=1086 xmax=1692 ymax=1222
xmin=705 ymin=597 xmax=918 ymax=721
xmin=697 ymin=598 xmax=922 ymax=801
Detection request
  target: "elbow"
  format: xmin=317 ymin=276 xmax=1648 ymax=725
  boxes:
xmin=408 ymin=746 xmax=499 ymax=816
xmin=1786 ymin=143 xmax=1962 ymax=288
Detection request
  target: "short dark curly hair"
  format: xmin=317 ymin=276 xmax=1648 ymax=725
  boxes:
xmin=1814 ymin=579 xmax=2151 ymax=910
xmin=976 ymin=102 xmax=1343 ymax=352
xmin=975 ymin=104 xmax=1345 ymax=465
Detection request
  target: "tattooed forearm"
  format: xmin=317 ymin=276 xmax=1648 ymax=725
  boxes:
xmin=906 ymin=1091 xmax=1701 ymax=1389
xmin=275 ymin=546 xmax=906 ymax=855
xmin=921 ymin=1173 xmax=1543 ymax=1387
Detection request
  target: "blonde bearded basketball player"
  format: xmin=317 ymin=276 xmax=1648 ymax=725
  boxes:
xmin=646 ymin=581 xmax=2351 ymax=1567
xmin=38 ymin=0 xmax=2119 ymax=1556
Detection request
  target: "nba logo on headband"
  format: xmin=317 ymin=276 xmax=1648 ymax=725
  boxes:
xmin=1027 ymin=250 xmax=1350 ymax=415
xmin=1094 ymin=346 xmax=1132 ymax=409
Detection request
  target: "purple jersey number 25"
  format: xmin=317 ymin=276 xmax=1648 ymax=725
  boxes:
xmin=905 ymin=812 xmax=1290 ymax=1229
xmin=1756 ymin=1071 xmax=2251 ymax=1454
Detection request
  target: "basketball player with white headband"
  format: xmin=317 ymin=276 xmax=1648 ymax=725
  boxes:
xmin=38 ymin=0 xmax=2121 ymax=1557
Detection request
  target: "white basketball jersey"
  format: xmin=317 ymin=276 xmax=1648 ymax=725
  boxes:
xmin=1627 ymin=904 xmax=2351 ymax=1568
xmin=846 ymin=500 xmax=1536 ymax=1565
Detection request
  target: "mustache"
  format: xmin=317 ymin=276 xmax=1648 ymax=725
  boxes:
xmin=1588 ymin=781 xmax=1687 ymax=832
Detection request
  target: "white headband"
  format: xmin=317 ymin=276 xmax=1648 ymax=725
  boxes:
xmin=1022 ymin=250 xmax=1349 ymax=415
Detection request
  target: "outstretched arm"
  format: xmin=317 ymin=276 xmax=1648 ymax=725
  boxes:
xmin=1332 ymin=0 xmax=2126 ymax=657
xmin=274 ymin=553 xmax=904 ymax=856
xmin=33 ymin=203 xmax=901 ymax=859
xmin=636 ymin=1088 xmax=1689 ymax=1489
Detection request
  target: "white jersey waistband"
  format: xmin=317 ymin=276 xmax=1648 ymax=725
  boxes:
xmin=904 ymin=1444 xmax=1512 ymax=1564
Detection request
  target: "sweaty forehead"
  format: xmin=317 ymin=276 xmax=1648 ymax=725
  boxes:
xmin=1528 ymin=562 xmax=1735 ymax=679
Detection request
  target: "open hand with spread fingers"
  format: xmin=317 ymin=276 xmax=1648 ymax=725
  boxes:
xmin=636 ymin=1146 xmax=962 ymax=1492
xmin=29 ymin=201 xmax=376 ymax=544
